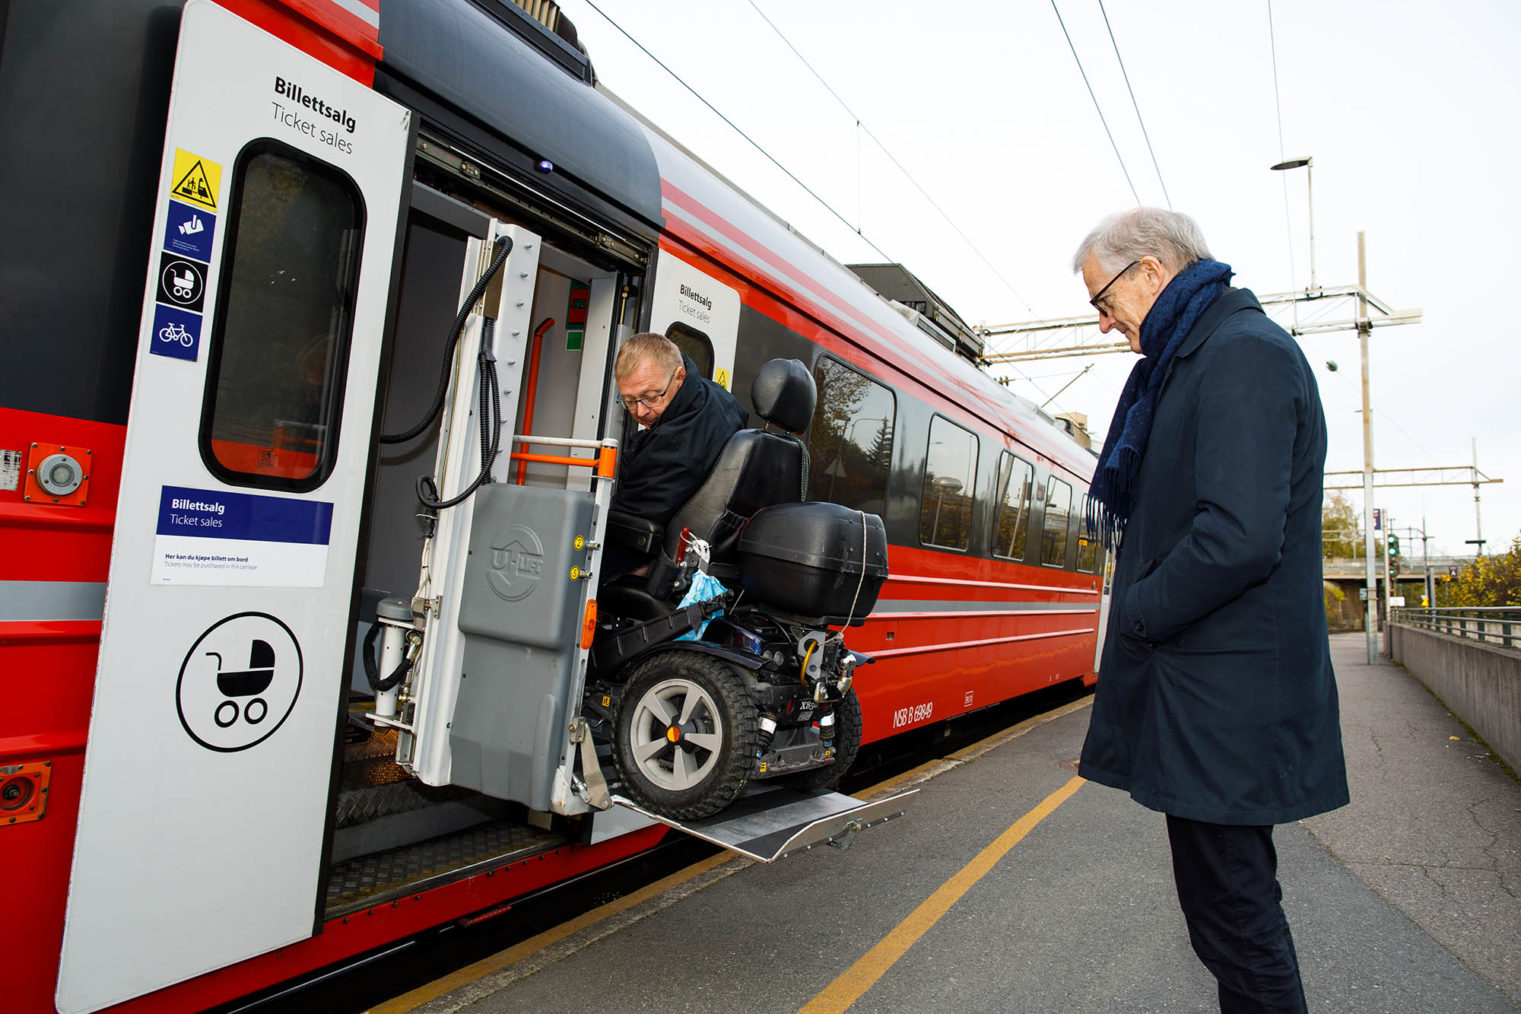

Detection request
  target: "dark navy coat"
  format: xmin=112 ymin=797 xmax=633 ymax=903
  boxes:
xmin=612 ymin=354 xmax=747 ymax=528
xmin=1080 ymin=288 xmax=1349 ymax=825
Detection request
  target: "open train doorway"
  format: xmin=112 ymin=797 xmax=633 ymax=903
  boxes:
xmin=334 ymin=178 xmax=634 ymax=872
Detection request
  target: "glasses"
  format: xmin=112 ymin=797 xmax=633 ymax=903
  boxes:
xmin=616 ymin=368 xmax=679 ymax=410
xmin=1089 ymin=259 xmax=1140 ymax=315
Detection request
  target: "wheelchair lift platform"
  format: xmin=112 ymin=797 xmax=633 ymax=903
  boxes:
xmin=612 ymin=786 xmax=917 ymax=863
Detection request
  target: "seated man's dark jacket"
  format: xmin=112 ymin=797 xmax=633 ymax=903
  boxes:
xmin=612 ymin=354 xmax=748 ymax=528
xmin=1080 ymin=287 xmax=1349 ymax=826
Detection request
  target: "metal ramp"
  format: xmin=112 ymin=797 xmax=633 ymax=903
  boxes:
xmin=613 ymin=786 xmax=917 ymax=863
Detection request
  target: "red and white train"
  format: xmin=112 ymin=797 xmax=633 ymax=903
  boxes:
xmin=0 ymin=1 xmax=1105 ymax=1010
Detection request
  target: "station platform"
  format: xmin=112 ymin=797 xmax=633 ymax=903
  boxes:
xmin=371 ymin=633 xmax=1521 ymax=1013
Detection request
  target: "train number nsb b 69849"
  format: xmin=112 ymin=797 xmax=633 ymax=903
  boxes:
xmin=892 ymin=702 xmax=936 ymax=729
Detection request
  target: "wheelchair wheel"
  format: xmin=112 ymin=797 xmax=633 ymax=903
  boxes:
xmin=783 ymin=687 xmax=862 ymax=792
xmin=613 ymin=651 xmax=758 ymax=821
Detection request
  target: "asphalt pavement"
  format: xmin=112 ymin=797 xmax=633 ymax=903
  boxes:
xmin=378 ymin=632 xmax=1521 ymax=1014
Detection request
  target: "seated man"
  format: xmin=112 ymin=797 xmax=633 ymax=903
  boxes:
xmin=603 ymin=333 xmax=747 ymax=578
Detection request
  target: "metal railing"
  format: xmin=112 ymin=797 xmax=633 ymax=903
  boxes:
xmin=1391 ymin=606 xmax=1521 ymax=650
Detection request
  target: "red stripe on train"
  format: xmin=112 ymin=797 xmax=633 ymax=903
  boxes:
xmin=659 ymin=182 xmax=972 ymax=409
xmin=218 ymin=0 xmax=380 ymax=84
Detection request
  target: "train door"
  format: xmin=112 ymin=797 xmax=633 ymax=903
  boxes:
xmin=363 ymin=222 xmax=912 ymax=854
xmin=648 ymin=253 xmax=741 ymax=390
xmin=368 ymin=190 xmax=628 ymax=818
xmin=55 ymin=3 xmax=412 ymax=1011
xmin=373 ymin=231 xmax=753 ymax=821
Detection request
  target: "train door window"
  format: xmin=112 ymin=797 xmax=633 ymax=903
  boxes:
xmin=807 ymin=356 xmax=896 ymax=514
xmin=1041 ymin=476 xmax=1074 ymax=567
xmin=665 ymin=321 xmax=714 ymax=381
xmin=992 ymin=451 xmax=1035 ymax=562
xmin=920 ymin=416 xmax=977 ymax=550
xmin=1075 ymin=494 xmax=1102 ymax=573
xmin=200 ymin=139 xmax=365 ymax=490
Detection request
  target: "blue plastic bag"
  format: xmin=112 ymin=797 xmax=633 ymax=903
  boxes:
xmin=675 ymin=570 xmax=728 ymax=641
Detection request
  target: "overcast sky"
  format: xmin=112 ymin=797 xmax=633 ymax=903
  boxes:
xmin=562 ymin=0 xmax=1516 ymax=558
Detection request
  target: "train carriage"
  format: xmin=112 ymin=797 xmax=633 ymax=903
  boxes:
xmin=0 ymin=2 xmax=1104 ymax=1011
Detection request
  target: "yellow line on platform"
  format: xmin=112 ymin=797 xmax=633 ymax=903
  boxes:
xmin=797 ymin=774 xmax=1086 ymax=1014
xmin=367 ymin=851 xmax=736 ymax=1014
xmin=373 ymin=695 xmax=1092 ymax=1013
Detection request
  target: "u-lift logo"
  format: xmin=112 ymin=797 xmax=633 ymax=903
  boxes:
xmin=487 ymin=525 xmax=544 ymax=602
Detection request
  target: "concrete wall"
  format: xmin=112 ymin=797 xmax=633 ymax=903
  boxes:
xmin=1389 ymin=623 xmax=1521 ymax=774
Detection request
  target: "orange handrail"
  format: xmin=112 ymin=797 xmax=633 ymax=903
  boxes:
xmin=508 ymin=451 xmax=599 ymax=469
xmin=514 ymin=317 xmax=555 ymax=484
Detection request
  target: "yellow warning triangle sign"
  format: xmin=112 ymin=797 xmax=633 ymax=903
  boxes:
xmin=172 ymin=159 xmax=218 ymax=211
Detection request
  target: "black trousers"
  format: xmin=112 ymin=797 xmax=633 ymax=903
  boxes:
xmin=1165 ymin=815 xmax=1308 ymax=1014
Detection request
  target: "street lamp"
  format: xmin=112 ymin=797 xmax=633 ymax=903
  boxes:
xmin=1271 ymin=155 xmax=1379 ymax=661
xmin=1270 ymin=156 xmax=1318 ymax=295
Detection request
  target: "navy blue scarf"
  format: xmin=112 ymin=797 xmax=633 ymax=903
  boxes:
xmin=1086 ymin=258 xmax=1233 ymax=548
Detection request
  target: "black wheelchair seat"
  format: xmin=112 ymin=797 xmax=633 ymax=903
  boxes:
xmin=603 ymin=357 xmax=816 ymax=603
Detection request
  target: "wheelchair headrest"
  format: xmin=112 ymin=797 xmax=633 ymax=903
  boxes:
xmin=750 ymin=358 xmax=816 ymax=434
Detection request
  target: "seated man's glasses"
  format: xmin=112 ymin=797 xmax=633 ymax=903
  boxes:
xmin=1089 ymin=259 xmax=1140 ymax=316
xmin=615 ymin=368 xmax=679 ymax=410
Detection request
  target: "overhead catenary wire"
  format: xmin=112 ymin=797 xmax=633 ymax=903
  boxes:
xmin=742 ymin=0 xmax=1065 ymax=407
xmin=1039 ymin=363 xmax=1094 ymax=410
xmin=1050 ymin=0 xmax=1141 ymax=206
xmin=578 ymin=0 xmax=896 ymax=263
xmin=745 ymin=0 xmax=1038 ymax=317
xmin=1319 ymin=365 xmax=1443 ymax=466
xmin=1266 ymin=0 xmax=1300 ymax=332
xmin=1096 ymin=0 xmax=1171 ymax=209
xmin=582 ymin=0 xmax=1073 ymax=411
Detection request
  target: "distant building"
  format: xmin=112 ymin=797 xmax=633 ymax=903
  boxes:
xmin=1053 ymin=412 xmax=1091 ymax=449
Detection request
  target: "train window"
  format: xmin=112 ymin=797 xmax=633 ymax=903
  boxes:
xmin=992 ymin=452 xmax=1035 ymax=561
xmin=919 ymin=416 xmax=977 ymax=550
xmin=664 ymin=322 xmax=714 ymax=381
xmin=807 ymin=356 xmax=895 ymax=513
xmin=1041 ymin=476 xmax=1073 ymax=567
xmin=1076 ymin=494 xmax=1102 ymax=573
xmin=200 ymin=139 xmax=365 ymax=491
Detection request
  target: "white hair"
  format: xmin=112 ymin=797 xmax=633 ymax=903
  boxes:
xmin=1072 ymin=207 xmax=1212 ymax=275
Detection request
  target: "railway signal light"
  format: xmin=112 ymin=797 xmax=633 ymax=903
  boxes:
xmin=1387 ymin=533 xmax=1400 ymax=558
